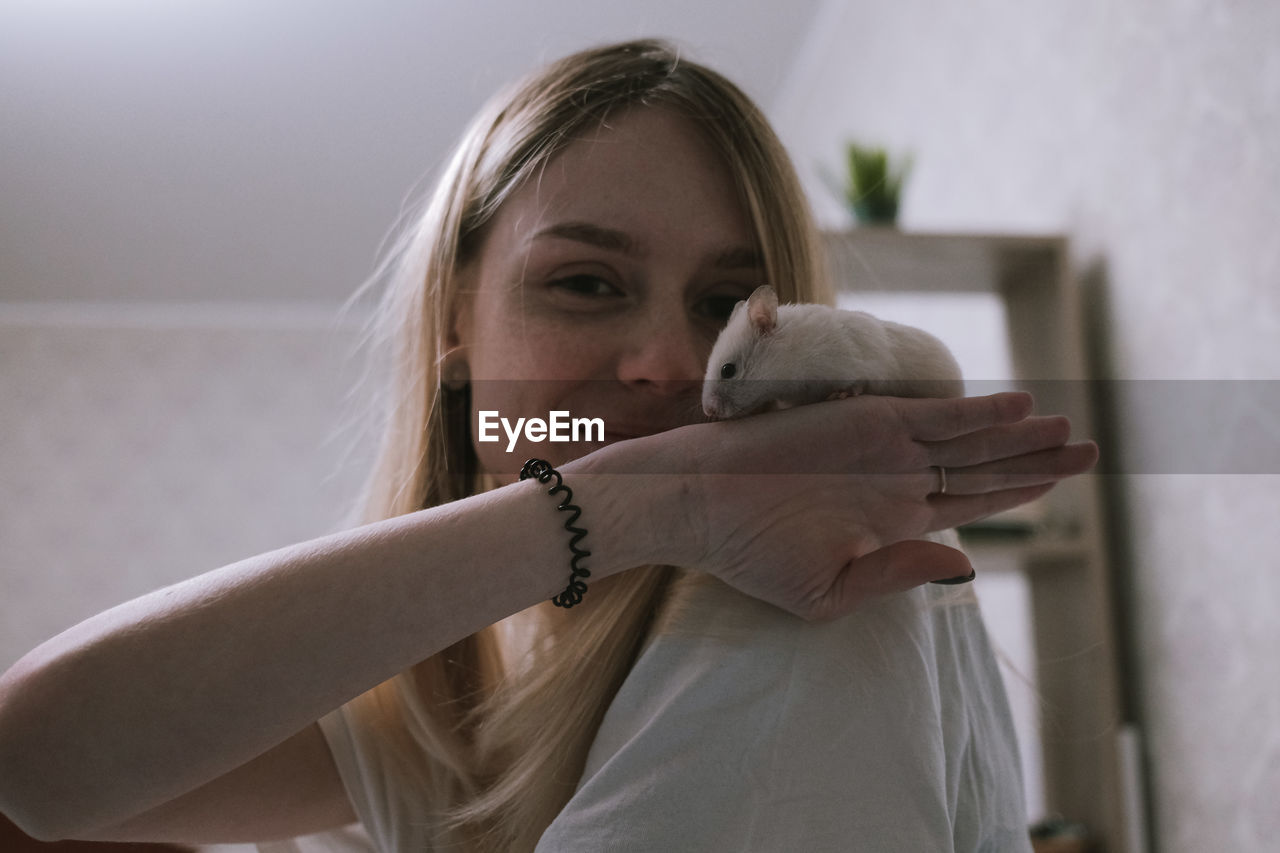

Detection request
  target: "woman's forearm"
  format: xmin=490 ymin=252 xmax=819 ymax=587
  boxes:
xmin=0 ymin=445 xmax=674 ymax=837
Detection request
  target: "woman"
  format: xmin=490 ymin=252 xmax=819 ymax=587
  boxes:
xmin=0 ymin=40 xmax=1096 ymax=850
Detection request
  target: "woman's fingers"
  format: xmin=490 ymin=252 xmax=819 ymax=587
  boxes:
xmin=925 ymin=482 xmax=1058 ymax=532
xmin=937 ymin=441 xmax=1099 ymax=496
xmin=894 ymin=391 xmax=1034 ymax=442
xmin=923 ymin=415 xmax=1074 ymax=469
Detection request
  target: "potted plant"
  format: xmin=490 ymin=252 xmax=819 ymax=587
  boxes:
xmin=844 ymin=142 xmax=912 ymax=226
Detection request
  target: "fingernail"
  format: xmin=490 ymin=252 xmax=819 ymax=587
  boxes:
xmin=931 ymin=569 xmax=977 ymax=585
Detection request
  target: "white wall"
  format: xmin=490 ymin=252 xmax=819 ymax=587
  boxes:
xmin=770 ymin=1 xmax=1279 ymax=850
xmin=0 ymin=306 xmax=374 ymax=674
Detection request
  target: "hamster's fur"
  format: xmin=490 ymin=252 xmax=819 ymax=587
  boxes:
xmin=702 ymin=285 xmax=964 ymax=420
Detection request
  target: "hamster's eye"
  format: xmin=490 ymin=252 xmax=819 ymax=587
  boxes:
xmin=720 ymin=363 xmax=736 ymax=379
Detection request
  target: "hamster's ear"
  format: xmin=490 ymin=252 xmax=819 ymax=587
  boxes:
xmin=747 ymin=285 xmax=778 ymax=335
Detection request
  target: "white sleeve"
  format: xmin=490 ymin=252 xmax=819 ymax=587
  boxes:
xmin=315 ymin=700 xmax=439 ymax=852
xmin=535 ymin=576 xmax=1033 ymax=853
xmin=252 ymin=707 xmax=377 ymax=853
xmin=255 ymin=824 xmax=377 ymax=853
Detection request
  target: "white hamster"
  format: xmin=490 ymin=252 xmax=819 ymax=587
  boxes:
xmin=702 ymin=285 xmax=965 ymax=420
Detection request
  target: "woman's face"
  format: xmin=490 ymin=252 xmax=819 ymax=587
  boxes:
xmin=451 ymin=106 xmax=764 ymax=480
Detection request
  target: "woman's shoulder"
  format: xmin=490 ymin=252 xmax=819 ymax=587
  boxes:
xmin=536 ymin=560 xmax=1027 ymax=853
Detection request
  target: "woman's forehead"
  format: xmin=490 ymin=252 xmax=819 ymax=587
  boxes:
xmin=488 ymin=107 xmax=755 ymax=252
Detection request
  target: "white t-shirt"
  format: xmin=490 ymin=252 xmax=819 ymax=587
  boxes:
xmin=301 ymin=567 xmax=1032 ymax=852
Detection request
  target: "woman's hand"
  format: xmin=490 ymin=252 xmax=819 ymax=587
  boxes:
xmin=631 ymin=391 xmax=1098 ymax=622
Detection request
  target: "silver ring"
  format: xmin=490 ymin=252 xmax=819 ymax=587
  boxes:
xmin=933 ymin=465 xmax=948 ymax=495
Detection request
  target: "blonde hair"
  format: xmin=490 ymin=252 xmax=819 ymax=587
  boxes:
xmin=341 ymin=38 xmax=832 ymax=851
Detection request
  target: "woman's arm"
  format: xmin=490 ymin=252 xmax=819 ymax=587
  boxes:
xmin=75 ymin=722 xmax=356 ymax=843
xmin=0 ymin=390 xmax=1094 ymax=840
xmin=0 ymin=463 xmax=671 ymax=839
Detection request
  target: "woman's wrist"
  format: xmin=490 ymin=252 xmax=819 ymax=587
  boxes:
xmin=559 ymin=427 xmax=707 ymax=573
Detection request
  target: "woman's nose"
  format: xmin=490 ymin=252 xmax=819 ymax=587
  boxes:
xmin=616 ymin=321 xmax=705 ymax=396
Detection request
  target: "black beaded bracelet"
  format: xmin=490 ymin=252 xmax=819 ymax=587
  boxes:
xmin=520 ymin=458 xmax=592 ymax=608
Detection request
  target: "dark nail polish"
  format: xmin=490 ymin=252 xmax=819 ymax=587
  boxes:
xmin=931 ymin=569 xmax=977 ymax=585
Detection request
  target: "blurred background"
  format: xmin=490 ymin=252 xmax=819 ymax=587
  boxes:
xmin=2 ymin=2 xmax=1277 ymax=851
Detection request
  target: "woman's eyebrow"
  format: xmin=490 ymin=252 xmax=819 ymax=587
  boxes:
xmin=532 ymin=221 xmax=761 ymax=269
xmin=712 ymin=246 xmax=763 ymax=270
xmin=533 ymin=221 xmax=636 ymax=253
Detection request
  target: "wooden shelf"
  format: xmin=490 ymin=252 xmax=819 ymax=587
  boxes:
xmin=824 ymin=229 xmax=1132 ymax=853
xmin=824 ymin=228 xmax=1067 ymax=294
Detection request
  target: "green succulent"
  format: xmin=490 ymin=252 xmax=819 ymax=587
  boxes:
xmin=845 ymin=142 xmax=912 ymax=225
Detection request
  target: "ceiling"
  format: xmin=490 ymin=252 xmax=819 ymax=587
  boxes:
xmin=0 ymin=1 xmax=825 ymax=304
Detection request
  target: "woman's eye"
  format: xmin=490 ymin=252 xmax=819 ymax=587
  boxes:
xmin=549 ymin=274 xmax=622 ymax=298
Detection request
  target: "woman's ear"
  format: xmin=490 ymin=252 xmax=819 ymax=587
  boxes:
xmin=440 ymin=347 xmax=470 ymax=391
xmin=442 ymin=265 xmax=476 ymax=390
